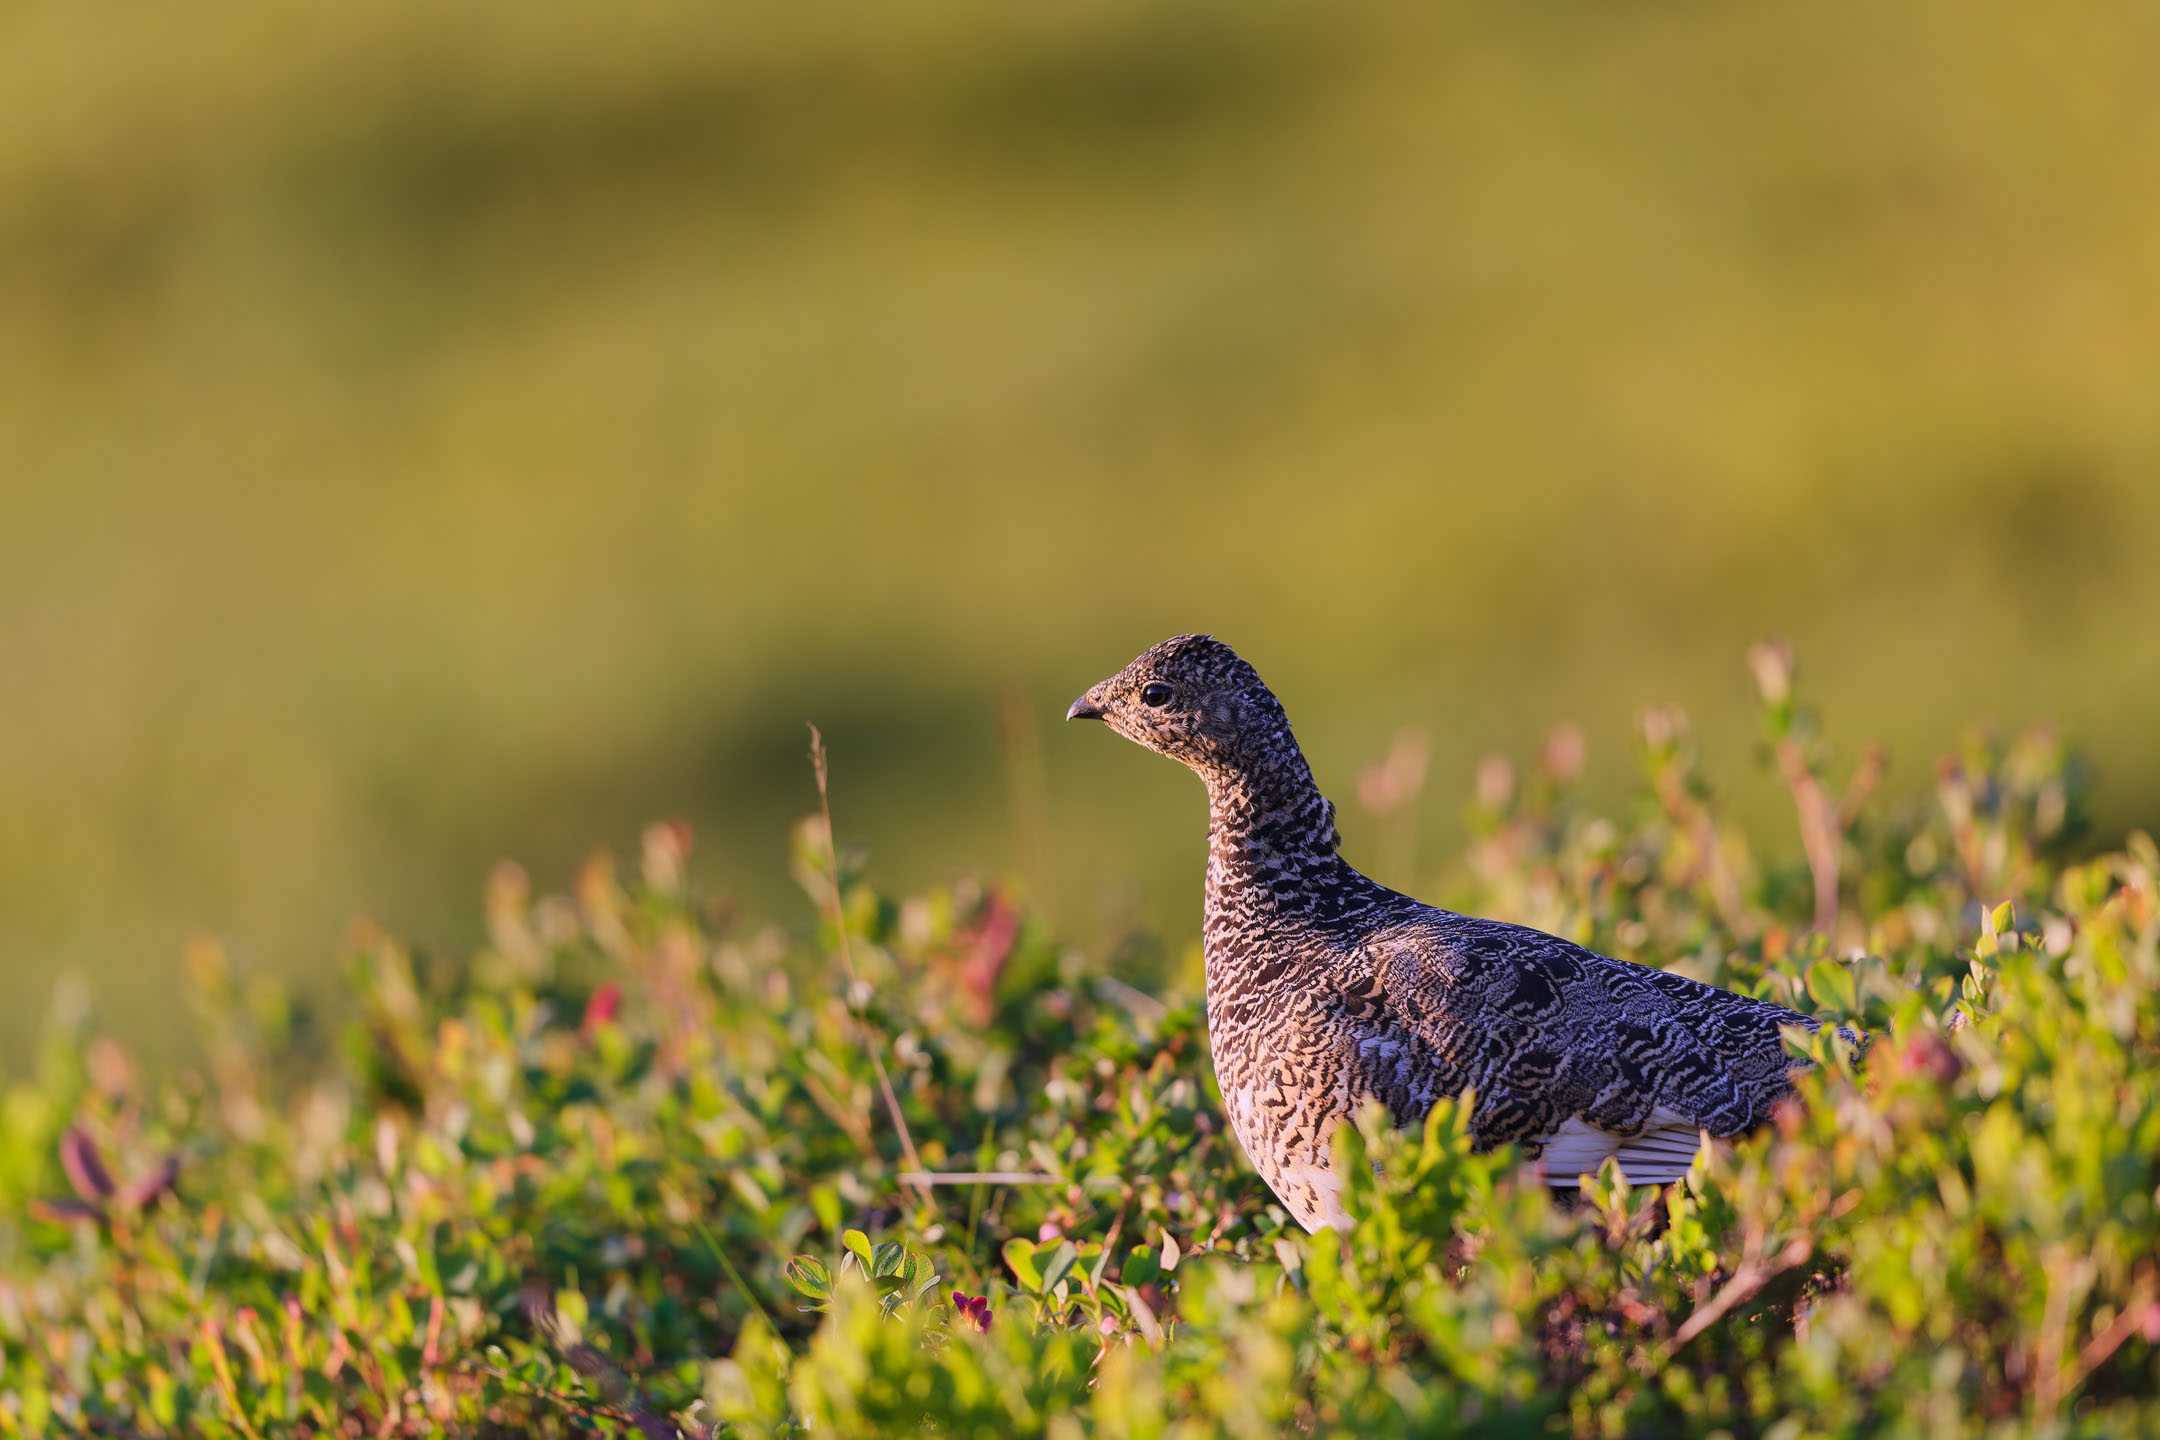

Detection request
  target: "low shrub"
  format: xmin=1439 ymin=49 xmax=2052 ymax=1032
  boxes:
xmin=3 ymin=659 xmax=2156 ymax=1436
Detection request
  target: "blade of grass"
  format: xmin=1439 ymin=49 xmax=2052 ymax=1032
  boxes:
xmin=964 ymin=1121 xmax=995 ymax=1263
xmin=809 ymin=725 xmax=933 ymax=1207
xmin=692 ymin=1218 xmax=777 ymax=1336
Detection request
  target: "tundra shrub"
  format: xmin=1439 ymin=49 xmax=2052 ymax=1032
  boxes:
xmin=3 ymin=670 xmax=2157 ymax=1437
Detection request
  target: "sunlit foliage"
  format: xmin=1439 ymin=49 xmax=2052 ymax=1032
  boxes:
xmin=3 ymin=666 xmax=2156 ymax=1436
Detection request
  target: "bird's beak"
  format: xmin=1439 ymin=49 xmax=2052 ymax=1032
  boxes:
xmin=1066 ymin=687 xmax=1108 ymax=721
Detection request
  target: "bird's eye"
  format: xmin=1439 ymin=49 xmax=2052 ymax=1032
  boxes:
xmin=1139 ymin=682 xmax=1174 ymax=708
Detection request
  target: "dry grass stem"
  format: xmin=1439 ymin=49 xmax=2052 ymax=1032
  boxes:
xmin=810 ymin=724 xmax=932 ymax=1206
xmin=1775 ymin=740 xmax=1842 ymax=937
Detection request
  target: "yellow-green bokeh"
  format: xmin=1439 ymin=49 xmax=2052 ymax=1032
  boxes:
xmin=4 ymin=0 xmax=2157 ymax=1059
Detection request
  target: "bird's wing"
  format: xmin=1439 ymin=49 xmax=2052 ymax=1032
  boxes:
xmin=1365 ymin=909 xmax=1821 ymax=1177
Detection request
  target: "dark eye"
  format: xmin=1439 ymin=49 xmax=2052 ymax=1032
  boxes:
xmin=1139 ymin=682 xmax=1174 ymax=708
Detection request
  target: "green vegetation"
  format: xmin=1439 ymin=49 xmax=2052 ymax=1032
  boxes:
xmin=7 ymin=660 xmax=2157 ymax=1436
xmin=6 ymin=0 xmax=2160 ymax=1056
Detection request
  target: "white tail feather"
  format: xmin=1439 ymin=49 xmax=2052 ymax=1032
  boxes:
xmin=1534 ymin=1111 xmax=1726 ymax=1186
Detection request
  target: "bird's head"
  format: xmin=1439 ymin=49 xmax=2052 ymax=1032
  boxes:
xmin=1066 ymin=634 xmax=1292 ymax=778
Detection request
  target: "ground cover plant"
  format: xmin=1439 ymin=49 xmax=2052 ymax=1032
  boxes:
xmin=4 ymin=651 xmax=2158 ymax=1437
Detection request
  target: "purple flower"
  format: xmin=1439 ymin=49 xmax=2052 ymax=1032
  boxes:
xmin=950 ymin=1291 xmax=993 ymax=1332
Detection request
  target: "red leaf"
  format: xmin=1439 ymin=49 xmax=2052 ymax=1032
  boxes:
xmin=59 ymin=1128 xmax=114 ymax=1203
xmin=581 ymin=982 xmax=623 ymax=1038
xmin=28 ymin=1196 xmax=103 ymax=1225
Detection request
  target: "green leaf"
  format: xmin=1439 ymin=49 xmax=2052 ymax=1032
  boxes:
xmin=553 ymin=1288 xmax=589 ymax=1342
xmin=1977 ymin=900 xmax=2015 ymax=958
xmin=1002 ymin=1237 xmax=1042 ymax=1292
xmin=841 ymin=1229 xmax=873 ymax=1274
xmin=1038 ymin=1240 xmax=1078 ymax=1295
xmin=1119 ymin=1246 xmax=1161 ymax=1289
xmin=871 ymin=1240 xmax=905 ymax=1277
xmin=784 ymin=1255 xmax=832 ymax=1302
xmin=1806 ymin=959 xmax=1857 ymax=1014
xmin=728 ymin=1169 xmax=773 ymax=1214
xmin=810 ymin=1184 xmax=842 ymax=1238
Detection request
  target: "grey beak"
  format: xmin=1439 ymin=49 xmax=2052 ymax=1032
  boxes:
xmin=1066 ymin=690 xmax=1107 ymax=721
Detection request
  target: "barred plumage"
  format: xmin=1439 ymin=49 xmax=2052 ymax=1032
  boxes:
xmin=1069 ymin=634 xmax=1829 ymax=1232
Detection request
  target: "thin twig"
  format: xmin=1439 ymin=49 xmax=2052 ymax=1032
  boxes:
xmin=810 ymin=725 xmax=932 ymax=1205
xmin=1090 ymin=1191 xmax=1132 ymax=1294
xmin=1838 ymin=740 xmax=1888 ymax=831
xmin=2067 ymin=1280 xmax=2158 ymax=1393
xmin=468 ymin=1361 xmax=678 ymax=1439
xmin=520 ymin=1289 xmax=683 ymax=1439
xmin=1669 ymin=1234 xmax=1813 ymax=1349
xmin=1096 ymin=975 xmax=1168 ymax=1026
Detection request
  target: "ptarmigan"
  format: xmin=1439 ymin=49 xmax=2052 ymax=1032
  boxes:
xmin=1069 ymin=634 xmax=1833 ymax=1233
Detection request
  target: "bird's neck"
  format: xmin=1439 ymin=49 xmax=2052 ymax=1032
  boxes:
xmin=1202 ymin=749 xmax=1341 ymax=887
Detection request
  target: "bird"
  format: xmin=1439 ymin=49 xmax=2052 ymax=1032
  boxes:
xmin=1068 ymin=634 xmax=1838 ymax=1232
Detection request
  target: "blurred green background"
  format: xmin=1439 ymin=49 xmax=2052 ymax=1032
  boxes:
xmin=4 ymin=0 xmax=2157 ymax=1064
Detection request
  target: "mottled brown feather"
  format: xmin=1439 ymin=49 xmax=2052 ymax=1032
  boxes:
xmin=1072 ymin=635 xmax=1837 ymax=1232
